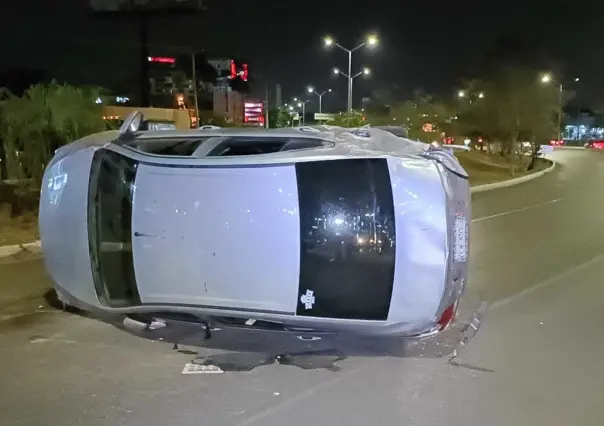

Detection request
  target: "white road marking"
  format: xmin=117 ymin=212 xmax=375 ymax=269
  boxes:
xmin=471 ymin=187 xmax=587 ymax=223
xmin=471 ymin=197 xmax=564 ymax=223
xmin=491 ymin=252 xmax=604 ymax=309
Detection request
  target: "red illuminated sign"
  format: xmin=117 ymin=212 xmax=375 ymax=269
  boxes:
xmin=244 ymin=101 xmax=264 ymax=125
xmin=230 ymin=60 xmax=249 ymax=81
xmin=148 ymin=56 xmax=175 ymax=64
xmin=230 ymin=60 xmax=237 ymax=79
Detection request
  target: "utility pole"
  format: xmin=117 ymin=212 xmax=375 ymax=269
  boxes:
xmin=557 ymin=83 xmax=563 ymax=142
xmin=139 ymin=12 xmax=150 ymax=107
xmin=265 ymin=82 xmax=270 ymax=128
xmin=347 ymin=50 xmax=352 ymax=112
xmin=191 ymin=53 xmax=200 ymax=127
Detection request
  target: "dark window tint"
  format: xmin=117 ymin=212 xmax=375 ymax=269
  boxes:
xmin=128 ymin=138 xmax=209 ymax=156
xmin=209 ymin=138 xmax=285 ymax=156
xmin=295 ymin=159 xmax=396 ymax=321
xmin=88 ymin=149 xmax=140 ymax=307
xmin=208 ymin=137 xmax=328 ymax=156
xmin=282 ymin=138 xmax=328 ymax=151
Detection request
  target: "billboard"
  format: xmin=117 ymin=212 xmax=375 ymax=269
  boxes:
xmin=148 ymin=56 xmax=175 ymax=64
xmin=244 ymin=100 xmax=265 ymax=126
xmin=90 ymin=0 xmax=204 ymax=12
xmin=229 ymin=60 xmax=249 ymax=81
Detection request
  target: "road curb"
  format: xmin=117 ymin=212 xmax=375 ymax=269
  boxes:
xmin=470 ymin=159 xmax=556 ymax=194
xmin=0 ymin=159 xmax=557 ymax=259
xmin=0 ymin=241 xmax=42 ymax=259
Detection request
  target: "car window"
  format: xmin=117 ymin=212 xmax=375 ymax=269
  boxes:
xmin=212 ymin=140 xmax=286 ymax=156
xmin=127 ymin=138 xmax=211 ymax=156
xmin=207 ymin=137 xmax=329 ymax=157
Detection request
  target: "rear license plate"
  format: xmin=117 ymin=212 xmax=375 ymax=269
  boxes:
xmin=453 ymin=215 xmax=468 ymax=262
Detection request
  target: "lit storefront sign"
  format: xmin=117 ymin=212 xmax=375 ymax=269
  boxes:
xmin=244 ymin=101 xmax=264 ymax=125
xmin=148 ymin=56 xmax=176 ymax=64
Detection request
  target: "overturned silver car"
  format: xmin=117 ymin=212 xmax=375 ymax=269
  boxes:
xmin=40 ymin=112 xmax=470 ymax=339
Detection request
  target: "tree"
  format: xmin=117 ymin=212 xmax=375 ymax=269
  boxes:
xmin=591 ymin=104 xmax=604 ymax=132
xmin=389 ymin=93 xmax=456 ymax=140
xmin=198 ymin=112 xmax=238 ymax=127
xmin=463 ymin=67 xmax=559 ymax=174
xmin=0 ymin=82 xmax=107 ymax=186
xmin=363 ymin=104 xmax=392 ymax=126
xmin=331 ymin=110 xmax=365 ymax=127
xmin=268 ymin=107 xmax=293 ymax=128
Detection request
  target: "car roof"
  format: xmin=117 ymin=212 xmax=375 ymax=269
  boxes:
xmin=134 ymin=127 xmax=335 ymax=141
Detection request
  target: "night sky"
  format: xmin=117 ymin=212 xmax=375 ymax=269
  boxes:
xmin=1 ymin=0 xmax=602 ymax=112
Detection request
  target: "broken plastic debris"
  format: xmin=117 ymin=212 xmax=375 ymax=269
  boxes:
xmin=148 ymin=319 xmax=167 ymax=330
xmin=182 ymin=363 xmax=223 ymax=375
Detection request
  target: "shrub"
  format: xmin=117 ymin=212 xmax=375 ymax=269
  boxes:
xmin=0 ymin=82 xmax=107 ymax=187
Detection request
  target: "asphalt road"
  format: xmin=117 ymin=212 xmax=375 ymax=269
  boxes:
xmin=1 ymin=148 xmax=604 ymax=426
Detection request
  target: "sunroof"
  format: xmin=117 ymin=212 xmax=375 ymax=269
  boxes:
xmin=127 ymin=138 xmax=210 ymax=156
xmin=206 ymin=137 xmax=330 ymax=157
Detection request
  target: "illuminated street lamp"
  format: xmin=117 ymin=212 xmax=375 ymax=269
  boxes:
xmin=457 ymin=90 xmax=484 ymax=102
xmin=540 ymin=73 xmax=580 ymax=141
xmin=333 ymin=67 xmax=372 ymax=111
xmin=307 ymin=86 xmax=332 ymax=113
xmin=324 ymin=34 xmax=379 ymax=111
xmin=293 ymin=99 xmax=310 ymax=125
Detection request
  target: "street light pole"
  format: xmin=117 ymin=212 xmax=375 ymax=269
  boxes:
xmin=334 ymin=67 xmax=371 ymax=106
xmin=347 ymin=50 xmax=352 ymax=112
xmin=297 ymin=100 xmax=310 ymax=125
xmin=307 ymin=87 xmax=332 ymax=114
xmin=324 ymin=35 xmax=378 ymax=112
xmin=557 ymin=83 xmax=563 ymax=142
xmin=191 ymin=53 xmax=200 ymax=127
xmin=541 ymin=74 xmax=579 ymax=141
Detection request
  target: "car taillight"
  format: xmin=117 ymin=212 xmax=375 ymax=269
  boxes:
xmin=437 ymin=302 xmax=458 ymax=330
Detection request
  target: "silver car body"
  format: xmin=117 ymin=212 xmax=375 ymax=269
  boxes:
xmin=40 ymin=113 xmax=470 ymax=338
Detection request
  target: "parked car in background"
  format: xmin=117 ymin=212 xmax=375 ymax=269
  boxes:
xmin=585 ymin=140 xmax=604 ymax=149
